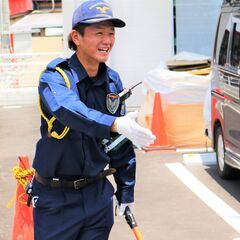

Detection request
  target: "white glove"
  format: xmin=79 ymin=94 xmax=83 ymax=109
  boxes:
xmin=115 ymin=111 xmax=156 ymax=148
xmin=118 ymin=202 xmax=135 ymax=216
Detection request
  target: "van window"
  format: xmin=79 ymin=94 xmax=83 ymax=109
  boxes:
xmin=219 ymin=28 xmax=230 ymax=66
xmin=230 ymin=22 xmax=240 ymax=68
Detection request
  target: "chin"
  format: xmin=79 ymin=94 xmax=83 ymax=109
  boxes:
xmin=98 ymin=58 xmax=109 ymax=63
xmin=97 ymin=54 xmax=109 ymax=62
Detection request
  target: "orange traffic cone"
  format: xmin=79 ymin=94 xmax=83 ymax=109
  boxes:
xmin=12 ymin=155 xmax=34 ymax=240
xmin=145 ymin=92 xmax=173 ymax=151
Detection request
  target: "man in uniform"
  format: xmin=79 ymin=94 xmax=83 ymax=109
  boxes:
xmin=32 ymin=0 xmax=155 ymax=239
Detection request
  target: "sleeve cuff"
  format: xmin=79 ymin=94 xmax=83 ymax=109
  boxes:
xmin=115 ymin=188 xmax=134 ymax=204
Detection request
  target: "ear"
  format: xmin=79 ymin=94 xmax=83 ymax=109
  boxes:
xmin=70 ymin=30 xmax=81 ymax=47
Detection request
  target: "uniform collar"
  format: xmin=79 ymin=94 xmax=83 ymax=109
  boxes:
xmin=69 ymin=53 xmax=88 ymax=82
xmin=69 ymin=53 xmax=109 ymax=86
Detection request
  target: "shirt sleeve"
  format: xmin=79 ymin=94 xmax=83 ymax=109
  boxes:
xmin=39 ymin=70 xmax=116 ymax=139
xmin=106 ymin=68 xmax=136 ymax=204
xmin=109 ymin=139 xmax=136 ymax=204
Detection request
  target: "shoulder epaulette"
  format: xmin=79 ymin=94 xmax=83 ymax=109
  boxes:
xmin=46 ymin=57 xmax=67 ymax=70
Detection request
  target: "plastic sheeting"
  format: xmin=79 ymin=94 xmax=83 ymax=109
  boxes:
xmin=143 ymin=69 xmax=210 ymax=104
xmin=142 ymin=52 xmax=211 ymax=104
xmin=139 ymin=52 xmax=212 ymax=148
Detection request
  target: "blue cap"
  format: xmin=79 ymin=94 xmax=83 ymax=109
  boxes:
xmin=72 ymin=0 xmax=126 ymax=28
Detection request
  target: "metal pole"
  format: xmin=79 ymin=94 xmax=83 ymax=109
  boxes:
xmin=0 ymin=0 xmax=3 ymax=53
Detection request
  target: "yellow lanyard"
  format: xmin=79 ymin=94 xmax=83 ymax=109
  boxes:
xmin=38 ymin=67 xmax=71 ymax=139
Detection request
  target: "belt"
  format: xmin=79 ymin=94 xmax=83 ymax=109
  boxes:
xmin=34 ymin=168 xmax=116 ymax=190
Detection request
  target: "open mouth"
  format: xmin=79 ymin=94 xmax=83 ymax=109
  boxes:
xmin=98 ymin=47 xmax=109 ymax=53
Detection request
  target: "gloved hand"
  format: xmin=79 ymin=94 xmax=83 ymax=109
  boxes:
xmin=117 ymin=202 xmax=135 ymax=216
xmin=113 ymin=111 xmax=156 ymax=148
xmin=114 ymin=195 xmax=134 ymax=216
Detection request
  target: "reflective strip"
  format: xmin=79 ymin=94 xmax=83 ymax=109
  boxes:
xmin=104 ymin=135 xmax=126 ymax=153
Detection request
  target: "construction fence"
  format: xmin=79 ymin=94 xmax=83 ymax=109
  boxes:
xmin=0 ymin=51 xmax=63 ymax=88
xmin=0 ymin=52 xmax=63 ymax=105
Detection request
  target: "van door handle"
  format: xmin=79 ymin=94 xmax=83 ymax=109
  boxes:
xmin=222 ymin=75 xmax=229 ymax=83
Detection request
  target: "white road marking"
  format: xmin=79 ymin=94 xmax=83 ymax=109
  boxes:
xmin=166 ymin=163 xmax=240 ymax=233
xmin=176 ymin=147 xmax=213 ymax=153
xmin=2 ymin=105 xmax=22 ymax=109
xmin=183 ymin=152 xmax=216 ymax=166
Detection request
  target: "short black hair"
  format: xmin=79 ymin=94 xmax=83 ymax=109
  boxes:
xmin=68 ymin=23 xmax=90 ymax=51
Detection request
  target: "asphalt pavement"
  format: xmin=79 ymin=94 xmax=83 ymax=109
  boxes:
xmin=1 ymin=104 xmax=240 ymax=240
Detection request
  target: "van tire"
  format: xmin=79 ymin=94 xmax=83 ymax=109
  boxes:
xmin=215 ymin=127 xmax=237 ymax=179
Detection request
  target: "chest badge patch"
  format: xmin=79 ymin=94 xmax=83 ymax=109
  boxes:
xmin=106 ymin=93 xmax=120 ymax=114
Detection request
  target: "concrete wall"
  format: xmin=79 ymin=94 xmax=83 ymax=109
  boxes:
xmin=62 ymin=0 xmax=174 ymax=108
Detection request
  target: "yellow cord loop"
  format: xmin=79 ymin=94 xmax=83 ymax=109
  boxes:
xmin=38 ymin=66 xmax=71 ymax=139
xmin=7 ymin=166 xmax=35 ymax=208
xmin=13 ymin=166 xmax=35 ymax=189
xmin=55 ymin=67 xmax=71 ymax=88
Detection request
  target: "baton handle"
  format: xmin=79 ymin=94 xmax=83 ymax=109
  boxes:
xmin=132 ymin=227 xmax=144 ymax=240
xmin=125 ymin=206 xmax=144 ymax=240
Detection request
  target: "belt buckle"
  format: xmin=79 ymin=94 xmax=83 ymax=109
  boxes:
xmin=73 ymin=178 xmax=86 ymax=189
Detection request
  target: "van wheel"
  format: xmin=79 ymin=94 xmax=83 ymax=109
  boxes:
xmin=215 ymin=127 xmax=236 ymax=179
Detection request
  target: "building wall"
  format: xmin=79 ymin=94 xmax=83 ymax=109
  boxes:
xmin=62 ymin=0 xmax=174 ymax=108
xmin=110 ymin=0 xmax=174 ymax=108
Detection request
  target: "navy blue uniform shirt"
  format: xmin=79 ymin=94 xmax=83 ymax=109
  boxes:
xmin=33 ymin=53 xmax=136 ymax=203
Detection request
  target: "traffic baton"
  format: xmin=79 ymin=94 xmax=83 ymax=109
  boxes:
xmin=124 ymin=206 xmax=144 ymax=240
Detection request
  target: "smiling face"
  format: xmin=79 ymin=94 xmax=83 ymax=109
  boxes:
xmin=71 ymin=21 xmax=115 ymax=71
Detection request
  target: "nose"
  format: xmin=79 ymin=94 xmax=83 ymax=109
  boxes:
xmin=102 ymin=35 xmax=112 ymax=45
xmin=102 ymin=33 xmax=114 ymax=45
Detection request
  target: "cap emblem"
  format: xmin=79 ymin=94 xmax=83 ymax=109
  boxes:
xmin=96 ymin=6 xmax=110 ymax=14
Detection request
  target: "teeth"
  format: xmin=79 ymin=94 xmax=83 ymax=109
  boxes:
xmin=99 ymin=48 xmax=108 ymax=52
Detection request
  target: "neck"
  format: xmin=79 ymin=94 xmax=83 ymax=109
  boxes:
xmin=85 ymin=65 xmax=98 ymax=77
xmin=76 ymin=51 xmax=99 ymax=77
